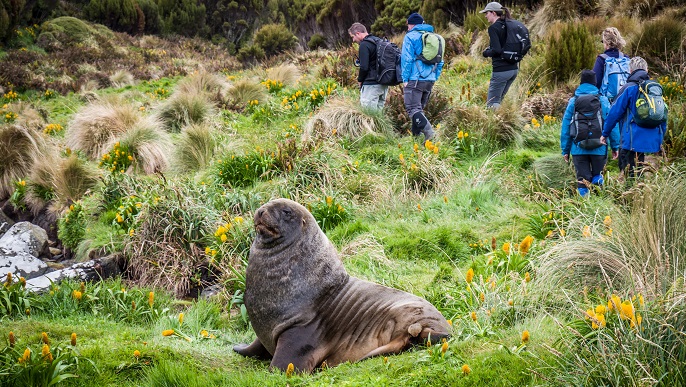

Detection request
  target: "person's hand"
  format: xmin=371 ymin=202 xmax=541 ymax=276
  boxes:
xmin=599 ymin=136 xmax=607 ymax=145
xmin=612 ymin=150 xmax=618 ymax=160
xmin=403 ymin=82 xmax=407 ymax=87
xmin=563 ymin=154 xmax=569 ymax=163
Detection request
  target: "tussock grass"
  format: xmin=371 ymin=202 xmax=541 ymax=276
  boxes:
xmin=401 ymin=152 xmax=455 ymax=196
xmin=66 ymin=97 xmax=141 ymax=159
xmin=25 ymin=153 xmax=59 ymax=214
xmin=532 ymin=154 xmax=575 ymax=191
xmin=109 ymin=70 xmax=135 ymax=88
xmin=156 ymin=92 xmax=217 ymax=133
xmin=266 ymin=63 xmax=301 ymax=86
xmin=0 ymin=124 xmax=45 ymax=198
xmin=50 ymin=154 xmax=100 ymax=212
xmin=302 ymin=98 xmax=394 ymax=141
xmin=538 ymin=170 xmax=686 ymax=299
xmin=175 ymin=70 xmax=228 ymax=102
xmin=125 ymin=184 xmax=217 ymax=298
xmin=224 ymin=77 xmax=268 ymax=110
xmin=173 ymin=123 xmax=219 ymax=173
xmin=118 ymin=116 xmax=171 ymax=174
xmin=6 ymin=102 xmax=46 ymax=132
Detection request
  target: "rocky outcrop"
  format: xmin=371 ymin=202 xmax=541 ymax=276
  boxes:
xmin=0 ymin=222 xmax=49 ymax=279
xmin=26 ymin=254 xmax=126 ymax=292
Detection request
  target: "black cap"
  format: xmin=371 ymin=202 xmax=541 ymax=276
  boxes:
xmin=580 ymin=69 xmax=596 ymax=86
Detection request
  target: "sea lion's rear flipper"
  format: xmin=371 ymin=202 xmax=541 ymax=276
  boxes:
xmin=233 ymin=338 xmax=272 ymax=360
xmin=359 ymin=336 xmax=409 ymax=360
xmin=270 ymin=326 xmax=321 ymax=373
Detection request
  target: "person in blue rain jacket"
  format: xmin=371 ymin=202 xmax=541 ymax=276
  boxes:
xmin=600 ymin=57 xmax=666 ymax=177
xmin=401 ymin=12 xmax=444 ymax=141
xmin=561 ymin=70 xmax=619 ymax=197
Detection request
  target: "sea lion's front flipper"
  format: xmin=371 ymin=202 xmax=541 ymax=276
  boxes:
xmin=270 ymin=325 xmax=321 ymax=373
xmin=233 ymin=338 xmax=272 ymax=360
xmin=359 ymin=336 xmax=409 ymax=360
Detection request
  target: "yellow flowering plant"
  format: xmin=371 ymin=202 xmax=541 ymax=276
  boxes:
xmin=57 ymin=201 xmax=87 ymax=250
xmin=214 ymin=150 xmax=276 ymax=188
xmin=309 ymin=195 xmax=351 ymax=232
xmin=0 ymin=272 xmax=35 ymax=318
xmin=9 ymin=179 xmax=27 ymax=211
xmin=0 ymin=330 xmax=97 ymax=385
xmin=98 ymin=142 xmax=133 ymax=174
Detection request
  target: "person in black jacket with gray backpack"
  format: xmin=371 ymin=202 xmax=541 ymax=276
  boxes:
xmin=480 ymin=2 xmax=530 ymax=109
xmin=349 ymin=22 xmax=389 ymax=110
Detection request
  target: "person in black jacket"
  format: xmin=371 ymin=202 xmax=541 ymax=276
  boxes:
xmin=348 ymin=23 xmax=389 ymax=110
xmin=480 ymin=2 xmax=519 ymax=109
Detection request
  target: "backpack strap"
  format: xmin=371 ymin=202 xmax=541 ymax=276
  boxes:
xmin=599 ymin=53 xmax=609 ymax=60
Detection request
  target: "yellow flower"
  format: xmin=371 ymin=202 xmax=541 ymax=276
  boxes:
xmin=603 ymin=216 xmax=612 ymax=227
xmin=220 ymin=234 xmax=228 ymax=243
xmin=524 ymin=272 xmax=531 ymax=283
xmin=71 ymin=333 xmax=77 ymax=346
xmin=606 ymin=228 xmax=613 ymax=236
xmin=479 ymin=292 xmax=485 ymax=303
xmin=9 ymin=332 xmax=15 ymax=347
xmin=508 ymin=299 xmax=514 ymax=306
xmin=466 ymin=268 xmax=474 ymax=284
xmin=519 ymin=235 xmax=534 ymax=255
xmin=162 ymin=329 xmax=175 ymax=337
xmin=286 ymin=363 xmax=295 ymax=377
xmin=582 ymin=225 xmax=591 ymax=238
xmin=19 ymin=348 xmax=31 ymax=363
xmin=609 ymin=294 xmax=621 ymax=311
xmin=521 ymin=330 xmax=530 ymax=343
xmin=502 ymin=242 xmax=510 ymax=254
xmin=620 ymin=300 xmax=634 ymax=320
xmin=443 ymin=195 xmax=448 ymax=203
xmin=461 ymin=364 xmax=471 ymax=375
xmin=595 ymin=304 xmax=606 ymax=315
xmin=234 ymin=216 xmax=244 ymax=224
xmin=560 ymin=229 xmax=566 ymax=236
xmin=201 ymin=330 xmax=209 ymax=337
xmin=457 ymin=130 xmax=464 ymax=139
xmin=446 ymin=319 xmax=452 ymax=326
xmin=134 ymin=350 xmax=141 ymax=358
xmin=441 ymin=341 xmax=448 ymax=355
xmin=470 ymin=311 xmax=477 ymax=322
xmin=41 ymin=332 xmax=49 ymax=345
xmin=42 ymin=344 xmax=52 ymax=362
xmin=148 ymin=292 xmax=154 ymax=307
xmin=179 ymin=313 xmax=184 ymax=325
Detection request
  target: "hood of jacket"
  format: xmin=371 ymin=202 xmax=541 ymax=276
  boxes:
xmin=626 ymin=69 xmax=649 ymax=84
xmin=409 ymin=24 xmax=434 ymax=34
xmin=574 ymin=83 xmax=601 ymax=97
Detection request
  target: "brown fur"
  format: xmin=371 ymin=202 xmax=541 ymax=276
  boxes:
xmin=233 ymin=199 xmax=451 ymax=373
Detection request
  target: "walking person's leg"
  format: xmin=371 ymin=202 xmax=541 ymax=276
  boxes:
xmin=572 ymin=154 xmax=593 ymax=197
xmin=487 ymin=69 xmax=517 ymax=108
xmin=590 ymin=154 xmax=608 ymax=187
xmin=404 ymin=82 xmax=434 ymax=140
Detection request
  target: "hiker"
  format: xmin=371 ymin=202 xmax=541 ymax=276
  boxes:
xmin=401 ymin=12 xmax=444 ymax=141
xmin=593 ymin=27 xmax=629 ymax=101
xmin=349 ymin=23 xmax=389 ymax=110
xmin=480 ymin=2 xmax=526 ymax=109
xmin=600 ymin=57 xmax=667 ymax=177
xmin=561 ymin=70 xmax=619 ymax=197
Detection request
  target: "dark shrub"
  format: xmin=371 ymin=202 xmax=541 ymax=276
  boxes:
xmin=253 ymin=23 xmax=296 ymax=57
xmin=544 ymin=22 xmax=595 ymax=85
xmin=308 ymin=33 xmax=327 ymax=50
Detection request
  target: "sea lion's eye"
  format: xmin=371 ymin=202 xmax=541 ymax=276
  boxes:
xmin=282 ymin=208 xmax=292 ymax=218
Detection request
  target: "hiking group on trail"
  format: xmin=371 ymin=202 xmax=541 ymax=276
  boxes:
xmin=348 ymin=8 xmax=667 ymax=196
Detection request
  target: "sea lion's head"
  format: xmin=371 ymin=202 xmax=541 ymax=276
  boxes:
xmin=253 ymin=198 xmax=311 ymax=248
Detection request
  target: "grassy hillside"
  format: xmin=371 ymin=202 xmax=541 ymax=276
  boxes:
xmin=1 ymin=6 xmax=686 ymax=387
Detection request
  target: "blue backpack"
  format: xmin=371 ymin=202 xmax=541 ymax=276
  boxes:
xmin=600 ymin=53 xmax=630 ymax=100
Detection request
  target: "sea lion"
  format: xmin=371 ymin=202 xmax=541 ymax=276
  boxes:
xmin=233 ymin=198 xmax=451 ymax=373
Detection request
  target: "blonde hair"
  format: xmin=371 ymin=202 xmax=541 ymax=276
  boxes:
xmin=629 ymin=57 xmax=648 ymax=72
xmin=602 ymin=27 xmax=626 ymax=50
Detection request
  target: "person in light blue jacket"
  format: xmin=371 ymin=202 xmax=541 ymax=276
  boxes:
xmin=561 ymin=70 xmax=619 ymax=197
xmin=401 ymin=12 xmax=444 ymax=141
xmin=600 ymin=57 xmax=666 ymax=177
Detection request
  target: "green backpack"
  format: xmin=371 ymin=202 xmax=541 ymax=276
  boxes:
xmin=417 ymin=31 xmax=445 ymax=65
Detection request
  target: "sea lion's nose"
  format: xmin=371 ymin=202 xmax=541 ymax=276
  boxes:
xmin=256 ymin=208 xmax=264 ymax=219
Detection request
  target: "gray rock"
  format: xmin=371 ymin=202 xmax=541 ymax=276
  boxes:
xmin=0 ymin=222 xmax=50 ymax=279
xmin=0 ymin=209 xmax=13 ymax=236
xmin=0 ymin=221 xmax=48 ymax=258
xmin=49 ymin=247 xmax=62 ymax=257
xmin=25 ymin=254 xmax=125 ymax=292
xmin=199 ymin=284 xmax=223 ymax=299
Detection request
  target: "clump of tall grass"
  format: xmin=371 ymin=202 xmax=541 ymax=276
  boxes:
xmin=224 ymin=78 xmax=268 ymax=111
xmin=173 ymin=123 xmax=220 ymax=173
xmin=630 ymin=16 xmax=685 ymax=68
xmin=50 ymin=155 xmax=100 ymax=211
xmin=302 ymin=98 xmax=394 ymax=141
xmin=532 ymin=154 xmax=575 ymax=192
xmin=446 ymin=101 xmax=522 ymax=147
xmin=24 ymin=153 xmax=59 ymax=214
xmin=0 ymin=124 xmax=45 ymax=198
xmin=5 ymin=101 xmax=45 ymax=132
xmin=66 ymin=97 xmax=141 ymax=159
xmin=156 ymin=92 xmax=217 ymax=133
xmin=537 ymin=169 xmax=686 ymax=299
xmin=175 ymin=70 xmax=228 ymax=103
xmin=125 ymin=183 xmax=217 ymax=298
xmin=118 ymin=116 xmax=171 ymax=174
xmin=109 ymin=70 xmax=135 ymax=88
xmin=266 ymin=63 xmax=301 ymax=86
